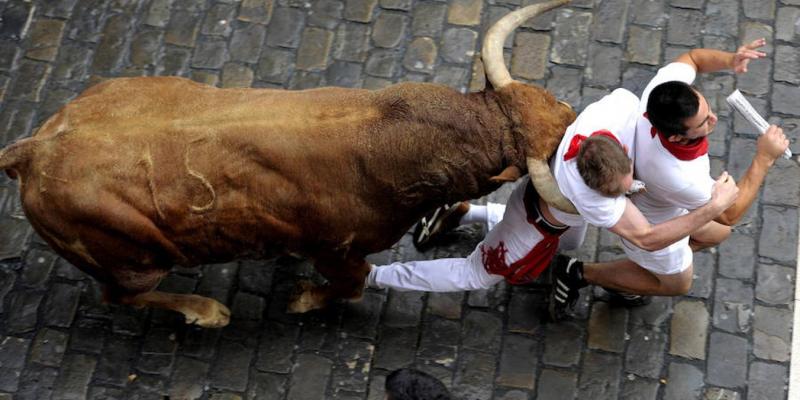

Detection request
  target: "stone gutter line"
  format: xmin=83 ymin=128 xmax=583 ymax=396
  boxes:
xmin=789 ymin=211 xmax=800 ymax=400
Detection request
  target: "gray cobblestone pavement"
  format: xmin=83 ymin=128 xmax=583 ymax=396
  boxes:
xmin=0 ymin=0 xmax=798 ymax=399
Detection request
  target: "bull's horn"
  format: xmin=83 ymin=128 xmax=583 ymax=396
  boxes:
xmin=527 ymin=157 xmax=578 ymax=214
xmin=482 ymin=0 xmax=570 ymax=89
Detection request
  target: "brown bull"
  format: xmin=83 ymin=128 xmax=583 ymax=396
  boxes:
xmin=0 ymin=0 xmax=576 ymax=327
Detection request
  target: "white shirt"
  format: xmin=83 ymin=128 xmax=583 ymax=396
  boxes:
xmin=632 ymin=62 xmax=716 ymax=224
xmin=550 ymin=88 xmax=640 ymax=228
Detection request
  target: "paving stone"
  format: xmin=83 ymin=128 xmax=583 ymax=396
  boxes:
xmin=519 ymin=0 xmax=560 ymax=31
xmin=0 ymin=39 xmax=19 ymax=74
xmin=703 ymin=387 xmax=740 ymax=400
xmin=50 ymin=42 xmax=92 ymax=83
xmin=296 ymin=27 xmax=334 ymax=71
xmin=773 ymin=83 xmax=800 ymax=116
xmin=9 ymin=60 xmax=51 ymax=102
xmin=593 ymin=0 xmax=629 ymax=44
xmin=29 ymin=328 xmax=69 ymax=367
xmin=776 ymin=7 xmax=800 ymax=42
xmin=341 ymin=291 xmax=384 ymax=339
xmin=92 ymin=14 xmax=133 ymax=73
xmin=168 ymin=356 xmax=210 ymax=400
xmin=144 ymin=0 xmax=173 ymax=27
xmin=248 ymin=372 xmax=287 ymax=399
xmin=737 ymin=58 xmax=772 ymax=97
xmin=95 ymin=336 xmax=137 ymax=386
xmin=221 ymin=63 xmax=254 ymax=88
xmin=700 ymin=73 xmax=735 ymax=121
xmin=447 ymin=0 xmax=482 ymax=26
xmin=452 ymin=349 xmax=496 ymax=400
xmin=536 ymin=369 xmax=577 ymax=400
xmin=239 ymin=0 xmax=274 ymax=24
xmin=331 ymin=338 xmax=373 ymax=394
xmin=403 ymin=37 xmax=436 ymax=74
xmin=760 ymin=206 xmax=798 ymax=264
xmin=706 ymin=331 xmax=748 ymax=388
xmin=22 ymin=248 xmax=56 ymax=287
xmin=579 ymin=351 xmax=622 ymax=399
xmin=111 ymin=306 xmax=148 ymax=337
xmin=0 ymin=269 xmax=14 ymax=314
xmin=669 ymin=300 xmax=708 ymax=360
xmin=541 ymin=320 xmax=582 ymax=367
xmin=713 ymin=278 xmax=753 ymax=333
xmin=625 ymin=326 xmax=666 ymax=379
xmin=366 ymin=49 xmax=401 ymax=78
xmin=371 ymin=12 xmax=407 ymax=49
xmin=440 ymin=28 xmax=477 ymax=64
xmin=631 ymin=0 xmax=667 ymax=27
xmin=373 ymin=326 xmax=416 ymax=370
xmin=587 ymin=301 xmax=628 ymax=353
xmin=418 ymin=317 xmax=459 ymax=368
xmin=137 ymin=327 xmax=178 ymax=376
xmin=165 ymin=10 xmax=201 ymax=47
xmin=67 ymin=0 xmax=109 ymax=43
xmin=0 ymin=104 xmax=36 ymax=145
xmin=495 ymin=334 xmax=537 ymax=389
xmin=287 ymin=353 xmax=333 ymax=400
xmin=620 ymin=377 xmax=659 ymax=400
xmin=254 ymin=322 xmax=299 ymax=373
xmin=15 ymin=364 xmax=58 ymax=400
xmin=546 ymin=65 xmax=582 ymax=109
xmin=703 ymin=0 xmax=738 ymax=37
xmin=718 ymin=232 xmax=756 ymax=279
xmin=289 ymin=71 xmax=324 ymax=90
xmin=267 ymin=7 xmax=306 ymax=48
xmin=0 ymin=1 xmax=34 ymax=40
xmin=191 ymin=39 xmax=229 ymax=70
xmin=748 ymin=361 xmax=787 ymax=400
xmin=628 ymin=296 xmax=672 ymax=329
xmin=230 ymin=24 xmax=267 ymax=63
xmin=26 ymin=19 xmax=66 ymax=62
xmin=755 ymin=263 xmax=793 ymax=305
xmin=412 ymin=2 xmax=446 ymax=37
xmin=462 ymin=310 xmax=502 ymax=353
xmin=7 ymin=291 xmax=43 ymax=334
xmin=774 ymin=46 xmax=800 ymax=89
xmin=423 ymin=292 xmax=460 ymax=319
xmin=68 ymin=318 xmax=107 ymax=354
xmin=752 ymin=305 xmax=791 ymax=362
xmin=664 ymin=362 xmax=704 ymax=400
xmin=209 ymin=340 xmax=254 ymax=391
xmin=0 ymin=336 xmax=31 ymax=391
xmin=625 ymin=26 xmax=661 ymax=66
xmin=585 ymin=44 xmax=622 ymax=87
xmin=383 ymin=290 xmax=424 ymax=327
xmin=467 ymin=279 xmax=508 ymax=309
xmin=744 ymin=0 xmax=775 ymax=20
xmin=333 ymin=23 xmax=370 ymax=63
xmin=53 ymin=353 xmax=97 ymax=400
xmin=551 ymin=9 xmax=592 ymax=66
xmin=256 ymin=48 xmax=294 ymax=84
xmin=127 ymin=30 xmax=162 ymax=70
xmin=509 ymin=31 xmax=549 ymax=81
xmin=308 ymin=0 xmax=343 ymax=30
xmin=507 ymin=289 xmax=547 ymax=334
xmin=41 ymin=282 xmax=80 ymax=328
xmin=666 ymin=8 xmax=702 ymax=47
xmin=432 ymin=65 xmax=468 ymax=90
xmin=201 ymin=3 xmax=236 ymax=36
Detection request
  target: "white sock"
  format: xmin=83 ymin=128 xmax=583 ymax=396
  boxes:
xmin=459 ymin=204 xmax=488 ymax=225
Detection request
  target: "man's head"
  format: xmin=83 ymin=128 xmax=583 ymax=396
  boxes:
xmin=385 ymin=368 xmax=451 ymax=400
xmin=646 ymin=81 xmax=718 ymax=141
xmin=577 ymin=135 xmax=633 ymax=197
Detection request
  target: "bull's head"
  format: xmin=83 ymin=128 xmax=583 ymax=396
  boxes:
xmin=483 ymin=0 xmax=578 ymax=214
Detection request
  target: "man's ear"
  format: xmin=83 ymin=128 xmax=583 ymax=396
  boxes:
xmin=667 ymin=134 xmax=683 ymax=143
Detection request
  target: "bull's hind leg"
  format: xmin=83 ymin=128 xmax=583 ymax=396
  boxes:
xmin=287 ymin=255 xmax=370 ymax=313
xmin=118 ymin=291 xmax=231 ymax=328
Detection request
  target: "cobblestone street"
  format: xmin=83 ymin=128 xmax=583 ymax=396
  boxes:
xmin=1 ymin=0 xmax=799 ymax=399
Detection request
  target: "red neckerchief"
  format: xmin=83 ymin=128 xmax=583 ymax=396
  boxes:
xmin=563 ymin=130 xmax=621 ymax=161
xmin=644 ymin=112 xmax=708 ymax=161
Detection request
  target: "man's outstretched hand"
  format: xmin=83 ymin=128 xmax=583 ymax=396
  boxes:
xmin=732 ymin=38 xmax=767 ymax=74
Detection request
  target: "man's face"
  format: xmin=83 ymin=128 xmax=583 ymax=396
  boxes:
xmin=680 ymin=91 xmax=718 ymax=140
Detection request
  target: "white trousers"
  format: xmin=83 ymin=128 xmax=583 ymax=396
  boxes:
xmin=368 ymin=179 xmax=587 ymax=292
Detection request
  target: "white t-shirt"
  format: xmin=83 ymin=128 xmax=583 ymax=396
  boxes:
xmin=632 ymin=62 xmax=716 ymax=224
xmin=549 ymin=88 xmax=640 ymax=228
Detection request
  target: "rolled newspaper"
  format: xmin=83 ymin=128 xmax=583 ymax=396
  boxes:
xmin=726 ymin=89 xmax=792 ymax=159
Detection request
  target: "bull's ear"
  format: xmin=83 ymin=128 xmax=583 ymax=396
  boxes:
xmin=489 ymin=165 xmax=521 ymax=183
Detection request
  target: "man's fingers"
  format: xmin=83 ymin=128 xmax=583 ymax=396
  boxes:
xmin=746 ymin=38 xmax=767 ymax=49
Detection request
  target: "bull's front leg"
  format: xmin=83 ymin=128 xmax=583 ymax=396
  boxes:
xmin=286 ymin=254 xmax=370 ymax=313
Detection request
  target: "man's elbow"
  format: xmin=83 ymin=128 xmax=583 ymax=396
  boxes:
xmin=628 ymin=233 xmax=667 ymax=252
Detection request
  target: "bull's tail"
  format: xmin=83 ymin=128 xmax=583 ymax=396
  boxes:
xmin=0 ymin=138 xmax=36 ymax=180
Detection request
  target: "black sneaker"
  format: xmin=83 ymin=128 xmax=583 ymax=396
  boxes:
xmin=548 ymin=255 xmax=587 ymax=321
xmin=601 ymin=287 xmax=652 ymax=307
xmin=412 ymin=202 xmax=469 ymax=251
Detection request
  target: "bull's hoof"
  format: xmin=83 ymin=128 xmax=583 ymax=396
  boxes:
xmin=183 ymin=295 xmax=231 ymax=328
xmin=286 ymin=280 xmax=324 ymax=313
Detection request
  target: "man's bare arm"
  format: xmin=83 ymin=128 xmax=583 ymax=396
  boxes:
xmin=717 ymin=125 xmax=789 ymax=225
xmin=676 ymin=38 xmax=766 ymax=74
xmin=610 ymin=172 xmax=739 ymax=251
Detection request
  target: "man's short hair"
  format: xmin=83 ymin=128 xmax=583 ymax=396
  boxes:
xmin=385 ymin=368 xmax=452 ymax=400
xmin=577 ymin=136 xmax=631 ymax=197
xmin=646 ymin=81 xmax=699 ymax=136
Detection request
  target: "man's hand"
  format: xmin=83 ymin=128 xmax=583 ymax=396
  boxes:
xmin=756 ymin=125 xmax=790 ymax=164
xmin=732 ymin=38 xmax=767 ymax=74
xmin=710 ymin=171 xmax=739 ymax=213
